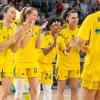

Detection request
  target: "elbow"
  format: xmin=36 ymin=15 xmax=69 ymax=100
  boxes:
xmin=42 ymin=49 xmax=48 ymax=55
xmin=43 ymin=52 xmax=48 ymax=56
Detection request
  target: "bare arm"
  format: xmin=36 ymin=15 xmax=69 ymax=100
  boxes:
xmin=10 ymin=24 xmax=31 ymax=52
xmin=0 ymin=31 xmax=19 ymax=52
xmin=42 ymin=34 xmax=57 ymax=55
xmin=10 ymin=35 xmax=22 ymax=52
xmin=42 ymin=42 xmax=56 ymax=55
xmin=78 ymin=42 xmax=88 ymax=53
xmin=35 ymin=32 xmax=42 ymax=48
xmin=21 ymin=31 xmax=32 ymax=48
xmin=35 ymin=22 xmax=48 ymax=49
xmin=69 ymin=38 xmax=88 ymax=53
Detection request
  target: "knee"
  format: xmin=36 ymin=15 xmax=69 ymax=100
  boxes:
xmin=58 ymin=86 xmax=65 ymax=94
xmin=30 ymin=88 xmax=39 ymax=96
xmin=71 ymin=85 xmax=78 ymax=93
xmin=2 ymin=91 xmax=8 ymax=100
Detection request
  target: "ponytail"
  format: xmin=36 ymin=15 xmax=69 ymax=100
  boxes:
xmin=20 ymin=7 xmax=27 ymax=24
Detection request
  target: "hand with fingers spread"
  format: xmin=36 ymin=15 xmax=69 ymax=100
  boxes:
xmin=15 ymin=24 xmax=31 ymax=38
xmin=40 ymin=21 xmax=48 ymax=30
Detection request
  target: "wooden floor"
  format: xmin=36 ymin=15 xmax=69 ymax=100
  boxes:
xmin=0 ymin=88 xmax=81 ymax=100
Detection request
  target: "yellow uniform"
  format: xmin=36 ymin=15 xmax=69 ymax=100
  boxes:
xmin=38 ymin=32 xmax=66 ymax=84
xmin=14 ymin=25 xmax=40 ymax=78
xmin=77 ymin=11 xmax=100 ymax=90
xmin=57 ymin=26 xmax=80 ymax=80
xmin=0 ymin=21 xmax=16 ymax=78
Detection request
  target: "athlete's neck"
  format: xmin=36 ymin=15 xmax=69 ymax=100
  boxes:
xmin=69 ymin=24 xmax=76 ymax=31
xmin=25 ymin=19 xmax=32 ymax=25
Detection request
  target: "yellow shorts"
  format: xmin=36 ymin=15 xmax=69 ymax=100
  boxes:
xmin=41 ymin=71 xmax=53 ymax=84
xmin=15 ymin=67 xmax=40 ymax=78
xmin=58 ymin=69 xmax=80 ymax=80
xmin=0 ymin=64 xmax=14 ymax=78
xmin=82 ymin=80 xmax=100 ymax=90
xmin=39 ymin=62 xmax=53 ymax=84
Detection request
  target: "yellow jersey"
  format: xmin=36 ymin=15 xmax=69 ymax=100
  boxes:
xmin=77 ymin=11 xmax=100 ymax=81
xmin=0 ymin=20 xmax=16 ymax=67
xmin=38 ymin=31 xmax=66 ymax=64
xmin=57 ymin=26 xmax=80 ymax=70
xmin=15 ymin=25 xmax=40 ymax=68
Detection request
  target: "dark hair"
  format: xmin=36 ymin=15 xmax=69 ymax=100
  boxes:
xmin=62 ymin=8 xmax=78 ymax=20
xmin=20 ymin=7 xmax=37 ymax=24
xmin=3 ymin=5 xmax=12 ymax=13
xmin=0 ymin=4 xmax=8 ymax=11
xmin=46 ymin=17 xmax=63 ymax=30
xmin=0 ymin=4 xmax=9 ymax=19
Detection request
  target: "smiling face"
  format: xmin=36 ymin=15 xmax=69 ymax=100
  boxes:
xmin=26 ymin=9 xmax=38 ymax=24
xmin=4 ymin=7 xmax=16 ymax=23
xmin=67 ymin=12 xmax=79 ymax=27
xmin=50 ymin=21 xmax=62 ymax=36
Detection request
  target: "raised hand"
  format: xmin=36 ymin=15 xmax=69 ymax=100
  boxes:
xmin=40 ymin=21 xmax=48 ymax=30
xmin=69 ymin=39 xmax=77 ymax=47
xmin=15 ymin=24 xmax=30 ymax=38
xmin=30 ymin=19 xmax=36 ymax=29
xmin=69 ymin=38 xmax=83 ymax=47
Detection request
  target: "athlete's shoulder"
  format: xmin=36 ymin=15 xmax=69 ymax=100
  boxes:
xmin=85 ymin=12 xmax=96 ymax=20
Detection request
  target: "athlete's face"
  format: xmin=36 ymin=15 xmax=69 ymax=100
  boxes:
xmin=5 ymin=7 xmax=16 ymax=23
xmin=50 ymin=21 xmax=62 ymax=36
xmin=26 ymin=10 xmax=38 ymax=24
xmin=67 ymin=12 xmax=79 ymax=27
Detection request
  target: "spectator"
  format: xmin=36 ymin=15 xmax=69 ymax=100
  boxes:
xmin=56 ymin=0 xmax=64 ymax=16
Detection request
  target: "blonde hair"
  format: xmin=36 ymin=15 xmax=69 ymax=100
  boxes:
xmin=20 ymin=7 xmax=37 ymax=24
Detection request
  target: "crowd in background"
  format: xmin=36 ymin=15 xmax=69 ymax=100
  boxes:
xmin=0 ymin=0 xmax=99 ymax=25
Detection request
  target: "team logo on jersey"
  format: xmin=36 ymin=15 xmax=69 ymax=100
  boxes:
xmin=95 ymin=29 xmax=100 ymax=34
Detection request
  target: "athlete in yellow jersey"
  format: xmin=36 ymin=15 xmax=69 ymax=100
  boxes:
xmin=56 ymin=9 xmax=80 ymax=100
xmin=0 ymin=5 xmax=29 ymax=100
xmin=14 ymin=7 xmax=42 ymax=100
xmin=38 ymin=18 xmax=67 ymax=100
xmin=69 ymin=0 xmax=100 ymax=99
